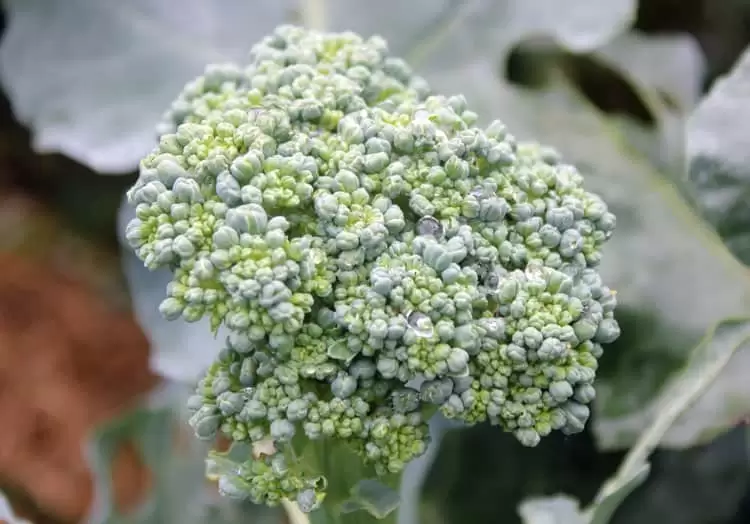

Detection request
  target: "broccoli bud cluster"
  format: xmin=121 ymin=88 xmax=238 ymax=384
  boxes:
xmin=124 ymin=25 xmax=620 ymax=511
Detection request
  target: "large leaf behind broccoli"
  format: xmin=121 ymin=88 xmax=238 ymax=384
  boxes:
xmin=687 ymin=45 xmax=750 ymax=265
xmin=0 ymin=0 xmax=289 ymax=173
xmin=84 ymin=385 xmax=282 ymax=524
xmin=0 ymin=0 xmax=636 ymax=173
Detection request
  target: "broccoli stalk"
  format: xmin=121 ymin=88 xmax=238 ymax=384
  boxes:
xmin=123 ymin=25 xmax=620 ymax=522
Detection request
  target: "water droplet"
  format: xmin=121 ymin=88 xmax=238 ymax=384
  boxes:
xmin=406 ymin=311 xmax=433 ymax=338
xmin=470 ymin=186 xmax=485 ymax=199
xmin=484 ymin=268 xmax=502 ymax=290
xmin=485 ymin=318 xmax=499 ymax=331
xmin=416 ymin=216 xmax=443 ymax=238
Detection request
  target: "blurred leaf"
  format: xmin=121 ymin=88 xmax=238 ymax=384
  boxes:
xmin=500 ymin=0 xmax=635 ymax=53
xmin=585 ymin=462 xmax=650 ymax=524
xmin=687 ymin=44 xmax=750 ymax=265
xmin=596 ymin=32 xmax=706 ymax=112
xmin=611 ymin=427 xmax=749 ymax=524
xmin=594 ymin=32 xmax=706 ymax=177
xmin=0 ymin=253 xmax=156 ymax=521
xmin=518 ymin=311 xmax=749 ymax=524
xmin=84 ymin=384 xmax=282 ymax=524
xmin=341 ymin=479 xmax=400 ymax=519
xmin=586 ymin=314 xmax=750 ymax=520
xmin=515 ymin=445 xmax=645 ymax=524
xmin=0 ymin=0 xmax=290 ymax=173
xmin=325 ymin=0 xmax=635 ymax=60
xmin=0 ymin=0 xmax=636 ymax=174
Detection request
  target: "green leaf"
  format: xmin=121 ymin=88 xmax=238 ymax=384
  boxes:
xmin=0 ymin=0 xmax=291 ymax=173
xmin=515 ymin=464 xmax=648 ymax=524
xmin=585 ymin=462 xmax=650 ymax=524
xmin=596 ymin=32 xmax=706 ymax=113
xmin=83 ymin=384 xmax=282 ymax=524
xmin=580 ymin=314 xmax=750 ymax=521
xmin=341 ymin=480 xmax=401 ymax=519
xmin=687 ymin=44 xmax=750 ymax=265
xmin=298 ymin=438 xmax=400 ymax=523
xmin=594 ymin=32 xmax=706 ymax=177
xmin=0 ymin=0 xmax=635 ymax=174
xmin=610 ymin=429 xmax=749 ymax=524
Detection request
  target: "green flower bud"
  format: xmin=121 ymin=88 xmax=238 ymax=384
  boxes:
xmin=594 ymin=317 xmax=620 ymax=344
xmin=159 ymin=297 xmax=184 ymax=320
xmin=189 ymin=406 xmax=221 ymax=440
xmin=226 ymin=203 xmax=268 ymax=234
xmin=218 ymin=392 xmax=246 ymax=416
xmin=173 ymin=178 xmax=203 ymax=203
xmin=332 ymin=374 xmax=357 ymax=399
xmin=573 ymin=317 xmax=598 ymax=342
xmin=549 ymin=381 xmax=574 ymax=402
xmin=391 ymin=388 xmax=420 ymax=413
xmin=515 ymin=428 xmax=541 ymax=447
xmin=270 ymin=419 xmax=296 ymax=441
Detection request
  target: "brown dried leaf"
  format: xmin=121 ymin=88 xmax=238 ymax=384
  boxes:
xmin=0 ymin=254 xmax=158 ymax=521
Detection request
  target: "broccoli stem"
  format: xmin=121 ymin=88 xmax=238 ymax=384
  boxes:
xmin=292 ymin=436 xmax=400 ymax=524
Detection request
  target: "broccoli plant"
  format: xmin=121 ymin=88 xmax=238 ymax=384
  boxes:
xmin=4 ymin=1 xmax=750 ymax=524
xmin=121 ymin=25 xmax=620 ymax=522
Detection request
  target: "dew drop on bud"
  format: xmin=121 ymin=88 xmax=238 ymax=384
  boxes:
xmin=406 ymin=311 xmax=434 ymax=338
xmin=484 ymin=268 xmax=502 ymax=290
xmin=416 ymin=216 xmax=443 ymax=238
xmin=470 ymin=186 xmax=485 ymax=199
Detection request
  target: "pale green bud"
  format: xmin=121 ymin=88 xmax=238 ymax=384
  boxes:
xmin=226 ymin=203 xmax=268 ymax=234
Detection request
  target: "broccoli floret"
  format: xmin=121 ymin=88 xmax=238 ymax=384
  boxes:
xmin=124 ymin=25 xmax=619 ymax=512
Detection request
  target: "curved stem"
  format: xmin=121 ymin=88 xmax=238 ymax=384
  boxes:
xmin=591 ymin=319 xmax=750 ymax=508
xmin=405 ymin=0 xmax=483 ymax=68
xmin=300 ymin=0 xmax=327 ymax=31
xmin=283 ymin=499 xmax=312 ymax=524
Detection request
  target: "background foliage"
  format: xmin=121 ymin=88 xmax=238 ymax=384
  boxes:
xmin=1 ymin=0 xmax=750 ymax=523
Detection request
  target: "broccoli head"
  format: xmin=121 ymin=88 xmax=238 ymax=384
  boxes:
xmin=124 ymin=25 xmax=620 ymax=512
